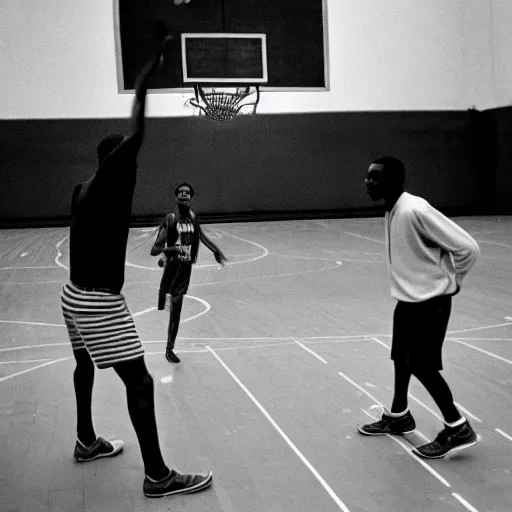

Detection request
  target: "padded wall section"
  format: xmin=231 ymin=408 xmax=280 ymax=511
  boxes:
xmin=488 ymin=107 xmax=512 ymax=210
xmin=0 ymin=111 xmax=485 ymax=225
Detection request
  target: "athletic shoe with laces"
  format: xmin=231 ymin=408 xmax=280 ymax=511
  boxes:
xmin=143 ymin=469 xmax=213 ymax=498
xmin=165 ymin=348 xmax=180 ymax=363
xmin=73 ymin=437 xmax=124 ymax=463
xmin=412 ymin=420 xmax=477 ymax=459
xmin=357 ymin=408 xmax=416 ymax=436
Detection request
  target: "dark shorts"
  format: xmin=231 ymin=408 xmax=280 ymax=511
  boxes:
xmin=158 ymin=259 xmax=192 ymax=310
xmin=391 ymin=295 xmax=452 ymax=371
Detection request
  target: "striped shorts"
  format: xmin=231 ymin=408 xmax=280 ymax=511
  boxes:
xmin=61 ymin=282 xmax=145 ymax=369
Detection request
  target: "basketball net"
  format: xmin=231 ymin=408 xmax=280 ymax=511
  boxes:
xmin=184 ymin=85 xmax=260 ymax=121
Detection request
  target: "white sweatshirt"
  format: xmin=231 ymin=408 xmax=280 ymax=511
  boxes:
xmin=385 ymin=192 xmax=480 ymax=302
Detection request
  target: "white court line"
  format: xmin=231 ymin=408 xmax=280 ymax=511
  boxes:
xmin=305 ymin=338 xmax=373 ymax=345
xmin=132 ymin=307 xmax=156 ymax=317
xmin=449 ymin=339 xmax=512 ymax=366
xmin=0 ymin=337 xmax=360 ymax=353
xmin=145 ymin=349 xmax=208 ymax=355
xmin=333 ymin=258 xmax=383 ymax=264
xmin=0 ymin=266 xmax=59 ymax=270
xmin=207 ymin=346 xmax=352 ymax=512
xmin=452 ymin=493 xmax=481 ymax=512
xmin=134 ymin=263 xmax=341 ymax=286
xmin=449 ymin=337 xmax=512 ymax=341
xmin=191 ymin=263 xmax=341 ymax=286
xmin=293 ymin=339 xmax=328 ymax=364
xmin=454 ymin=402 xmax=482 ymax=423
xmin=475 ymin=239 xmax=512 ymax=249
xmin=0 ymin=280 xmax=65 ymax=285
xmin=126 ymin=230 xmax=270 ymax=270
xmin=470 ymin=229 xmax=512 ymax=235
xmin=361 ymin=409 xmax=451 ymax=489
xmin=341 ymin=231 xmax=385 ymax=245
xmin=370 ymin=336 xmax=389 ymax=349
xmin=127 ymin=270 xmax=344 ymax=290
xmin=0 ymin=358 xmax=54 ymax=364
xmin=0 ymin=343 xmax=209 ymax=355
xmin=215 ymin=341 xmax=295 ymax=352
xmin=0 ymin=357 xmax=69 ymax=383
xmin=495 ymin=428 xmax=512 ymax=443
xmin=213 ymin=230 xmax=269 ymax=267
xmin=0 ymin=342 xmax=69 ymax=352
xmin=182 ymin=295 xmax=211 ymax=323
xmin=447 ymin=322 xmax=512 ymax=335
xmin=181 ymin=334 xmax=370 ymax=341
xmin=132 ymin=295 xmax=210 ymax=323
xmin=55 ymin=236 xmax=68 ymax=270
xmin=0 ymin=319 xmax=64 ymax=327
xmin=337 ymin=369 xmax=383 ymax=406
xmin=0 ymin=295 xmax=209 ymax=337
xmin=409 ymin=394 xmax=444 ymax=422
xmin=351 ymin=322 xmax=512 ymax=340
xmin=271 ymin=252 xmax=340 ymax=262
xmin=299 ymin=335 xmax=371 ymax=340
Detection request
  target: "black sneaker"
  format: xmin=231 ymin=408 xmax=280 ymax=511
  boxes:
xmin=358 ymin=409 xmax=416 ymax=436
xmin=143 ymin=469 xmax=213 ymax=498
xmin=73 ymin=437 xmax=124 ymax=463
xmin=413 ymin=420 xmax=478 ymax=459
xmin=165 ymin=349 xmax=180 ymax=363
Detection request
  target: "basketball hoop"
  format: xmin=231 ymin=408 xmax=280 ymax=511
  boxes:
xmin=185 ymin=85 xmax=260 ymax=121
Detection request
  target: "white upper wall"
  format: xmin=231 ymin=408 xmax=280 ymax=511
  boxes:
xmin=0 ymin=0 xmax=509 ymax=119
xmin=492 ymin=0 xmax=512 ymax=107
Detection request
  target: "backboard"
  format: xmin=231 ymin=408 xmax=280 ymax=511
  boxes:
xmin=114 ymin=0 xmax=328 ymax=93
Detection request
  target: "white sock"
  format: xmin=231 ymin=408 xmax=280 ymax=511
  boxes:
xmin=386 ymin=408 xmax=409 ymax=418
xmin=146 ymin=468 xmax=171 ymax=483
xmin=445 ymin=416 xmax=466 ymax=428
xmin=77 ymin=438 xmax=95 ymax=449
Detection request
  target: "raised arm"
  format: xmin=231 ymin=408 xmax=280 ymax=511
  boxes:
xmin=128 ymin=36 xmax=172 ymax=143
xmin=99 ymin=31 xmax=174 ymax=172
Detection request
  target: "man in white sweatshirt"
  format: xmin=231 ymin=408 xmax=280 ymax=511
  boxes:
xmin=358 ymin=156 xmax=480 ymax=459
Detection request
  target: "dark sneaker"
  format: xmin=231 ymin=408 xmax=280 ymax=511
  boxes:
xmin=358 ymin=409 xmax=416 ymax=436
xmin=73 ymin=437 xmax=124 ymax=463
xmin=412 ymin=420 xmax=478 ymax=459
xmin=166 ymin=349 xmax=180 ymax=363
xmin=143 ymin=469 xmax=213 ymax=498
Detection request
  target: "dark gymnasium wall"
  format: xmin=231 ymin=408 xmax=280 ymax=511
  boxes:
xmin=0 ymin=107 xmax=510 ymax=227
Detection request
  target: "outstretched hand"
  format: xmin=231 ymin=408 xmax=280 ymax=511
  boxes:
xmin=214 ymin=250 xmax=228 ymax=266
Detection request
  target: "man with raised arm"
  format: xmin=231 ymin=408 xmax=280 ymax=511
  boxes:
xmin=60 ymin=24 xmax=213 ymax=498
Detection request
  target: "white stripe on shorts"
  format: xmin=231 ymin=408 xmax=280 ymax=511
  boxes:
xmin=61 ymin=283 xmax=144 ymax=368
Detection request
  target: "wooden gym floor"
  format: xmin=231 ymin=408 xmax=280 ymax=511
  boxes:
xmin=1 ymin=216 xmax=511 ymax=512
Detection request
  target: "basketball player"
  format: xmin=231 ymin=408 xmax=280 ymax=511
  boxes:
xmin=358 ymin=156 xmax=480 ymax=459
xmin=60 ymin=29 xmax=213 ymax=497
xmin=151 ymin=182 xmax=227 ymax=363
